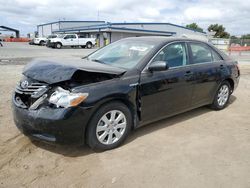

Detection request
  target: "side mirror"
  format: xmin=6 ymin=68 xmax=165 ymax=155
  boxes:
xmin=148 ymin=61 xmax=169 ymax=72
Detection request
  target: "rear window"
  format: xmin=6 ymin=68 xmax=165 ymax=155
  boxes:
xmin=190 ymin=43 xmax=213 ymax=64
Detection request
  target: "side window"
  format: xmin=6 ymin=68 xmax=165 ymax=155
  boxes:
xmin=64 ymin=35 xmax=75 ymax=39
xmin=190 ymin=43 xmax=212 ymax=64
xmin=64 ymin=35 xmax=71 ymax=39
xmin=152 ymin=43 xmax=187 ymax=68
xmin=211 ymin=50 xmax=223 ymax=61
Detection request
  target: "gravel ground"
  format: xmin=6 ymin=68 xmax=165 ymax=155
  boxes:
xmin=0 ymin=42 xmax=250 ymax=188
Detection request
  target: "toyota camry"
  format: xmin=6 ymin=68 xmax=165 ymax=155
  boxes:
xmin=12 ymin=37 xmax=240 ymax=150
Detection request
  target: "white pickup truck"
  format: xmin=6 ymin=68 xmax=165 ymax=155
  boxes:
xmin=47 ymin=34 xmax=96 ymax=49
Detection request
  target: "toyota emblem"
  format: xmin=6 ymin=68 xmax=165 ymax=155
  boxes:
xmin=20 ymin=80 xmax=29 ymax=89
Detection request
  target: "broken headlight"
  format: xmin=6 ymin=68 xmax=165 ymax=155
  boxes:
xmin=49 ymin=87 xmax=88 ymax=108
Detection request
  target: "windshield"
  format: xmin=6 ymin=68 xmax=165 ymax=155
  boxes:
xmin=48 ymin=35 xmax=58 ymax=39
xmin=87 ymin=39 xmax=156 ymax=69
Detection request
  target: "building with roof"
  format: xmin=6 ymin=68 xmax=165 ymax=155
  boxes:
xmin=37 ymin=21 xmax=207 ymax=47
xmin=37 ymin=21 xmax=106 ymax=37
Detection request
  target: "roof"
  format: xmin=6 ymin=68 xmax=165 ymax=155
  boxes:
xmin=38 ymin=21 xmax=207 ymax=35
xmin=109 ymin=22 xmax=206 ymax=34
xmin=37 ymin=20 xmax=105 ymax=27
xmin=38 ymin=21 xmax=206 ymax=34
xmin=48 ymin=22 xmax=206 ymax=34
xmin=54 ymin=24 xmax=176 ymax=36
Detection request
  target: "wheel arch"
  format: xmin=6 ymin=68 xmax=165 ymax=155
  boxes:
xmin=224 ymin=78 xmax=234 ymax=93
xmin=55 ymin=42 xmax=63 ymax=49
xmin=84 ymin=97 xmax=137 ymax=142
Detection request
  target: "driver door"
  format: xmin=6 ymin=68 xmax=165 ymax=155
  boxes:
xmin=139 ymin=42 xmax=195 ymax=124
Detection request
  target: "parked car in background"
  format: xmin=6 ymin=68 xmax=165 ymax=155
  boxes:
xmin=29 ymin=39 xmax=34 ymax=45
xmin=12 ymin=37 xmax=240 ymax=151
xmin=32 ymin=34 xmax=59 ymax=46
xmin=0 ymin=35 xmax=4 ymax=46
xmin=33 ymin=37 xmax=48 ymax=46
xmin=46 ymin=34 xmax=96 ymax=49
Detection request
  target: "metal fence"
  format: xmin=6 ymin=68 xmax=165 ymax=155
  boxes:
xmin=210 ymin=38 xmax=250 ymax=53
xmin=230 ymin=39 xmax=250 ymax=47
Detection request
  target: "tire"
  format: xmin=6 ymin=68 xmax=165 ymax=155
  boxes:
xmin=56 ymin=43 xmax=62 ymax=49
xmin=86 ymin=102 xmax=132 ymax=151
xmin=39 ymin=41 xmax=45 ymax=46
xmin=210 ymin=81 xmax=231 ymax=110
xmin=86 ymin=42 xmax=92 ymax=49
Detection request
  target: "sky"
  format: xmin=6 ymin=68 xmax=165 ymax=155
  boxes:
xmin=0 ymin=0 xmax=250 ymax=36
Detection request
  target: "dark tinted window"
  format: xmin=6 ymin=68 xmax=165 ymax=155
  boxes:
xmin=78 ymin=34 xmax=88 ymax=38
xmin=64 ymin=35 xmax=76 ymax=39
xmin=152 ymin=43 xmax=187 ymax=68
xmin=190 ymin=43 xmax=213 ymax=64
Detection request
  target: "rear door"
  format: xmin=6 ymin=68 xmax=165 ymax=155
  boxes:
xmin=139 ymin=42 xmax=195 ymax=124
xmin=187 ymin=42 xmax=224 ymax=107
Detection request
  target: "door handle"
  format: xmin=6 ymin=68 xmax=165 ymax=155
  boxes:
xmin=184 ymin=71 xmax=193 ymax=77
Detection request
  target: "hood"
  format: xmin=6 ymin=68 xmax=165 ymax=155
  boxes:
xmin=23 ymin=58 xmax=126 ymax=84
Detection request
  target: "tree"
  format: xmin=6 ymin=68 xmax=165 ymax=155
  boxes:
xmin=208 ymin=24 xmax=230 ymax=38
xmin=230 ymin=35 xmax=238 ymax=39
xmin=241 ymin=34 xmax=250 ymax=39
xmin=186 ymin=23 xmax=204 ymax=32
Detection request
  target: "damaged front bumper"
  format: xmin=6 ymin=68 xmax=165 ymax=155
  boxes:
xmin=12 ymin=94 xmax=92 ymax=144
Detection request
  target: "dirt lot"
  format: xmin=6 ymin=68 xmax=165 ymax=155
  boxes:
xmin=0 ymin=43 xmax=250 ymax=188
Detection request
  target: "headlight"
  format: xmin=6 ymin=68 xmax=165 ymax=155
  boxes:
xmin=49 ymin=87 xmax=88 ymax=108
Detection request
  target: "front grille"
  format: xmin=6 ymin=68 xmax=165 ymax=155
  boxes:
xmin=14 ymin=81 xmax=49 ymax=109
xmin=15 ymin=82 xmax=48 ymax=97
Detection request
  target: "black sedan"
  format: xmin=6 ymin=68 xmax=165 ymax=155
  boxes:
xmin=12 ymin=37 xmax=240 ymax=150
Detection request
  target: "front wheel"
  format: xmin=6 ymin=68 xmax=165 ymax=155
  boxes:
xmin=86 ymin=102 xmax=132 ymax=151
xmin=210 ymin=81 xmax=231 ymax=110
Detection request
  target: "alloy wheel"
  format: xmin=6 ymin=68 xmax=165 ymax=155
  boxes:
xmin=217 ymin=85 xmax=229 ymax=106
xmin=96 ymin=110 xmax=127 ymax=145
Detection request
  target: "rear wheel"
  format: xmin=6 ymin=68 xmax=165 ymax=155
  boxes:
xmin=39 ymin=41 xmax=45 ymax=46
xmin=210 ymin=81 xmax=231 ymax=110
xmin=86 ymin=42 xmax=92 ymax=49
xmin=86 ymin=102 xmax=132 ymax=151
xmin=56 ymin=43 xmax=62 ymax=49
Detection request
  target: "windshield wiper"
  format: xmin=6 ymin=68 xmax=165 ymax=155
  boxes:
xmin=91 ymin=59 xmax=105 ymax=64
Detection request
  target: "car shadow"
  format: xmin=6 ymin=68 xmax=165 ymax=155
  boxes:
xmin=31 ymin=140 xmax=94 ymax=157
xmin=31 ymin=95 xmax=237 ymax=157
xmin=126 ymin=95 xmax=237 ymax=144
